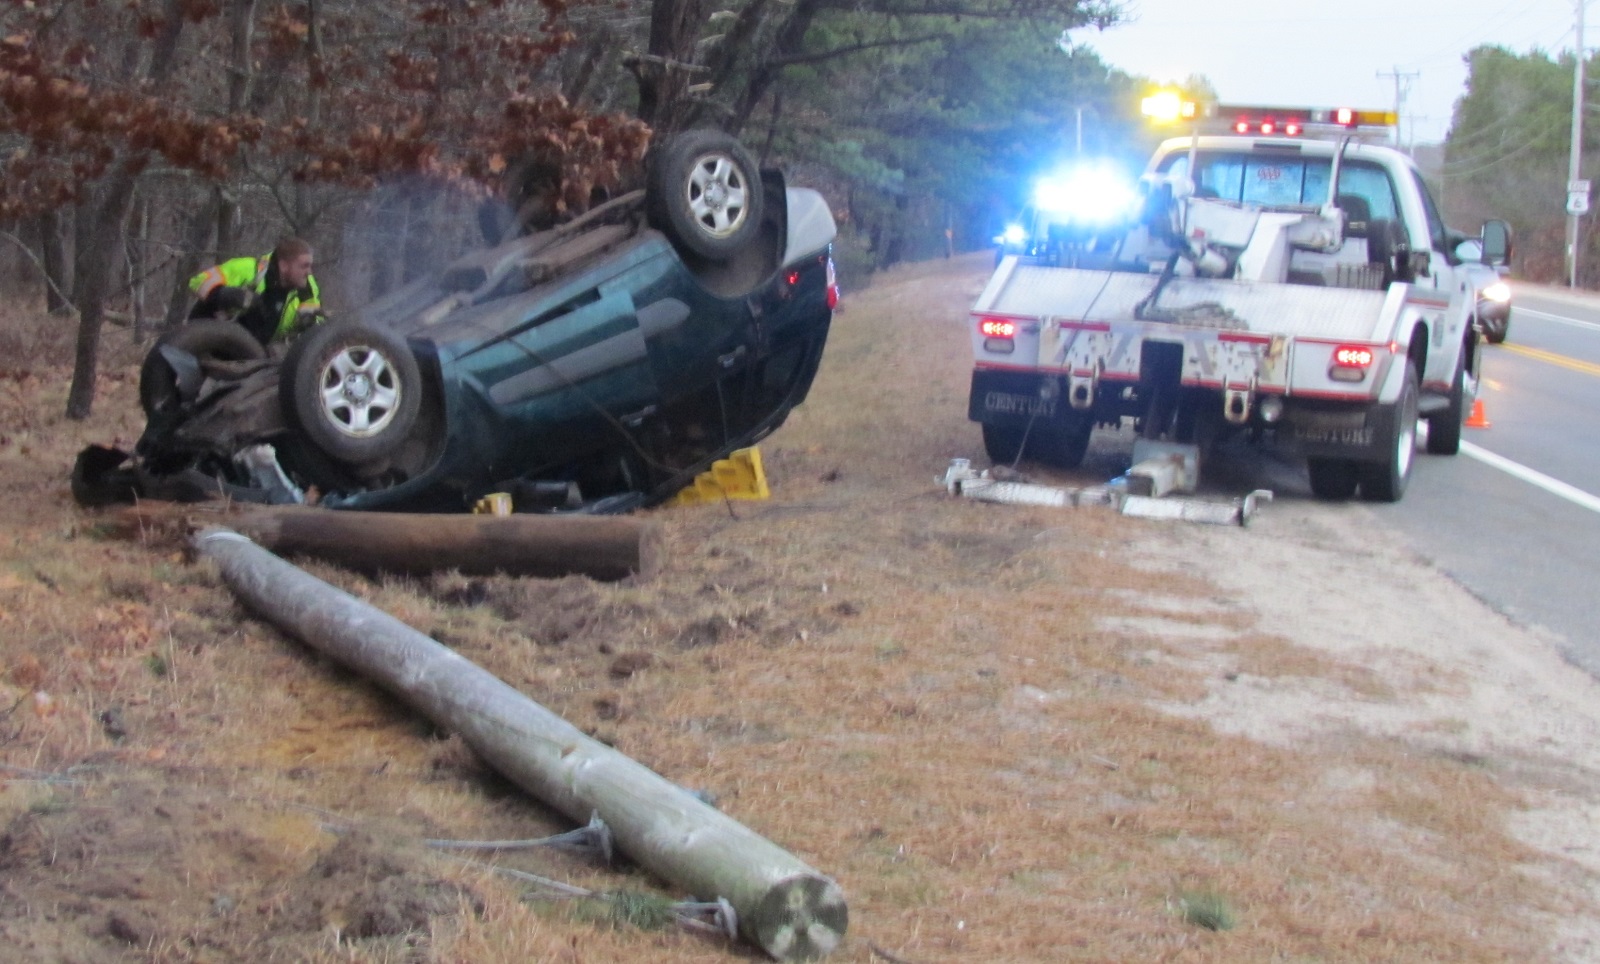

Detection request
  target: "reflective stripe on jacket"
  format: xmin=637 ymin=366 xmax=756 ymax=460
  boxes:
xmin=188 ymin=254 xmax=321 ymax=341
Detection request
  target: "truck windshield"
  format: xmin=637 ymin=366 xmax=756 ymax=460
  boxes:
xmin=1160 ymin=152 xmax=1399 ymax=220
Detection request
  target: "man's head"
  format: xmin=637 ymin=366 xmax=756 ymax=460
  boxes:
xmin=273 ymin=238 xmax=314 ymax=290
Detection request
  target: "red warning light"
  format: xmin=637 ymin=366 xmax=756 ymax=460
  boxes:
xmin=1259 ymin=121 xmax=1275 ymax=135
xmin=1285 ymin=122 xmax=1302 ymax=136
xmin=1234 ymin=120 xmax=1250 ymax=134
xmin=1335 ymin=107 xmax=1356 ymax=126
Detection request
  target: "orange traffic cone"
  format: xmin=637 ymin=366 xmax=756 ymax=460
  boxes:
xmin=1465 ymin=397 xmax=1491 ymax=428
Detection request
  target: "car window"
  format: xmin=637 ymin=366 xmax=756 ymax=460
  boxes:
xmin=1159 ymin=152 xmax=1399 ymax=218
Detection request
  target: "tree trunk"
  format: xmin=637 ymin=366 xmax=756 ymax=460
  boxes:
xmin=129 ymin=194 xmax=149 ymax=341
xmin=34 ymin=210 xmax=71 ymax=315
xmin=194 ymin=527 xmax=848 ymax=961
xmin=66 ymin=163 xmax=140 ymax=419
xmin=117 ymin=503 xmax=664 ymax=581
xmin=66 ymin=0 xmax=188 ymax=418
xmin=634 ymin=0 xmax=712 ymax=131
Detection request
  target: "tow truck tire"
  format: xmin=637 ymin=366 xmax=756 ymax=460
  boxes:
xmin=982 ymin=418 xmax=1092 ymax=469
xmin=282 ymin=320 xmax=422 ymax=468
xmin=1036 ymin=418 xmax=1093 ymax=469
xmin=647 ymin=130 xmax=765 ymax=261
xmin=982 ymin=423 xmax=1028 ymax=466
xmin=1425 ymin=353 xmax=1465 ymax=456
xmin=1307 ymin=459 xmax=1360 ymax=500
xmin=1360 ymin=364 xmax=1419 ymax=502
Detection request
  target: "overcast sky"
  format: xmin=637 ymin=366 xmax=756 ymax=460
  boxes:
xmin=1074 ymin=0 xmax=1583 ymax=145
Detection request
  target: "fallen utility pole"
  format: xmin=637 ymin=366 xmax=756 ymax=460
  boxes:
xmin=117 ymin=503 xmax=661 ymax=582
xmin=193 ymin=528 xmax=844 ymax=960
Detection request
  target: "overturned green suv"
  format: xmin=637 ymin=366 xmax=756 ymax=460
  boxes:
xmin=103 ymin=131 xmax=839 ymax=514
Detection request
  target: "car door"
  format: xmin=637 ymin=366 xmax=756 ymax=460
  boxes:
xmin=463 ymin=274 xmax=662 ymax=472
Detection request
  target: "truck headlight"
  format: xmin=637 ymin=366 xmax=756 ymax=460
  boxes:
xmin=1481 ymin=281 xmax=1511 ymax=303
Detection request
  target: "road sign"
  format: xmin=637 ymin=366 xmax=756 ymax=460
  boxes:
xmin=1569 ymin=180 xmax=1591 ymax=216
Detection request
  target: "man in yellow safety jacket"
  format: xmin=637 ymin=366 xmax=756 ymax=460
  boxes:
xmin=188 ymin=237 xmax=322 ymax=347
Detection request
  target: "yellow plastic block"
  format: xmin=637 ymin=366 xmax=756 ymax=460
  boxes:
xmin=672 ymin=447 xmax=770 ymax=505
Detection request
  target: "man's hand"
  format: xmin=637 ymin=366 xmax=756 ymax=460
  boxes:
xmin=289 ymin=306 xmax=327 ymax=337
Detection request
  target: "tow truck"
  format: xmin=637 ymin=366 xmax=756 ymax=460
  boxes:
xmin=967 ymin=97 xmax=1513 ymax=501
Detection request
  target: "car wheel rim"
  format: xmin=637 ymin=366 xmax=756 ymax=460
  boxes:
xmin=318 ymin=344 xmax=401 ymax=438
xmin=686 ymin=152 xmax=750 ymax=239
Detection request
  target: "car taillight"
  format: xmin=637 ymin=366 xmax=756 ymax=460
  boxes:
xmin=825 ymin=257 xmax=839 ymax=309
xmin=1330 ymin=344 xmax=1377 ymax=382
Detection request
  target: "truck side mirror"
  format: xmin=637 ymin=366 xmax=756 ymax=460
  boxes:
xmin=1481 ymin=220 xmax=1513 ymax=266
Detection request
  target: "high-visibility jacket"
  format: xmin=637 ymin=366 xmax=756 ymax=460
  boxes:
xmin=188 ymin=254 xmax=321 ymax=342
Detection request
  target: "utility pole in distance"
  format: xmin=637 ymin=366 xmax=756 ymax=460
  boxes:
xmin=1377 ymin=66 xmax=1419 ymax=151
xmin=1568 ymin=0 xmax=1588 ymax=289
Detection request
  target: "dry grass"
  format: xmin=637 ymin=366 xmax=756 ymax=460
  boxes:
xmin=0 ymin=253 xmax=1582 ymax=962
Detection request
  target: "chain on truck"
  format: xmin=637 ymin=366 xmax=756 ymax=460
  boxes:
xmin=968 ymin=96 xmax=1514 ymax=503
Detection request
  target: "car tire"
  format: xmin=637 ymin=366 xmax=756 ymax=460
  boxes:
xmin=1360 ymin=363 xmax=1419 ymax=502
xmin=1425 ymin=351 xmax=1466 ymax=456
xmin=1481 ymin=312 xmax=1509 ymax=344
xmin=647 ymin=129 xmax=766 ymax=261
xmin=138 ymin=320 xmax=265 ymax=417
xmin=1307 ymin=458 xmax=1360 ymax=500
xmin=281 ymin=320 xmax=422 ymax=468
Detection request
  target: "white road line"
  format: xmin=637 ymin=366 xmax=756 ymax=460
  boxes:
xmin=1461 ymin=441 xmax=1600 ymax=515
xmin=1515 ymin=306 xmax=1600 ymax=334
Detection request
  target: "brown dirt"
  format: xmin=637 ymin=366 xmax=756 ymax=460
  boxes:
xmin=2 ymin=253 xmax=1598 ymax=962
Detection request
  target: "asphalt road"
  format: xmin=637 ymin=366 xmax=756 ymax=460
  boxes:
xmin=1367 ymin=285 xmax=1600 ymax=676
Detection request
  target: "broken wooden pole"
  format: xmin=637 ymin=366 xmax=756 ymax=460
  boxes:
xmin=116 ymin=503 xmax=662 ymax=582
xmin=193 ymin=527 xmax=845 ymax=960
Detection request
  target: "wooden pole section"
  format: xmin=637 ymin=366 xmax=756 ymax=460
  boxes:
xmin=192 ymin=527 xmax=845 ymax=960
xmin=116 ymin=503 xmax=662 ymax=582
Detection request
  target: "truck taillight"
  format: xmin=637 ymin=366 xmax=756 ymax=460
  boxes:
xmin=1330 ymin=344 xmax=1376 ymax=382
xmin=979 ymin=317 xmax=1016 ymax=354
xmin=826 ymin=256 xmax=839 ymax=309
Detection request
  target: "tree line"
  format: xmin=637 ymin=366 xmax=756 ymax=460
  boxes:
xmin=1434 ymin=44 xmax=1600 ymax=284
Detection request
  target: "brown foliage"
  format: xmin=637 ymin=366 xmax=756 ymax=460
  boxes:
xmin=0 ymin=1 xmax=649 ymax=223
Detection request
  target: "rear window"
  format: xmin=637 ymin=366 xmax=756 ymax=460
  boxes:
xmin=1160 ymin=151 xmax=1399 ymax=219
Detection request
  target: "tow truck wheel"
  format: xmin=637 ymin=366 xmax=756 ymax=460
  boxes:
xmin=1425 ymin=351 xmax=1466 ymax=456
xmin=1036 ymin=418 xmax=1093 ymax=469
xmin=1360 ymin=364 xmax=1419 ymax=502
xmin=982 ymin=423 xmax=1028 ymax=466
xmin=1307 ymin=459 xmax=1360 ymax=500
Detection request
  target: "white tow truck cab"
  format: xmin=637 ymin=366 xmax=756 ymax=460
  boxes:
xmin=968 ymin=103 xmax=1513 ymax=502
